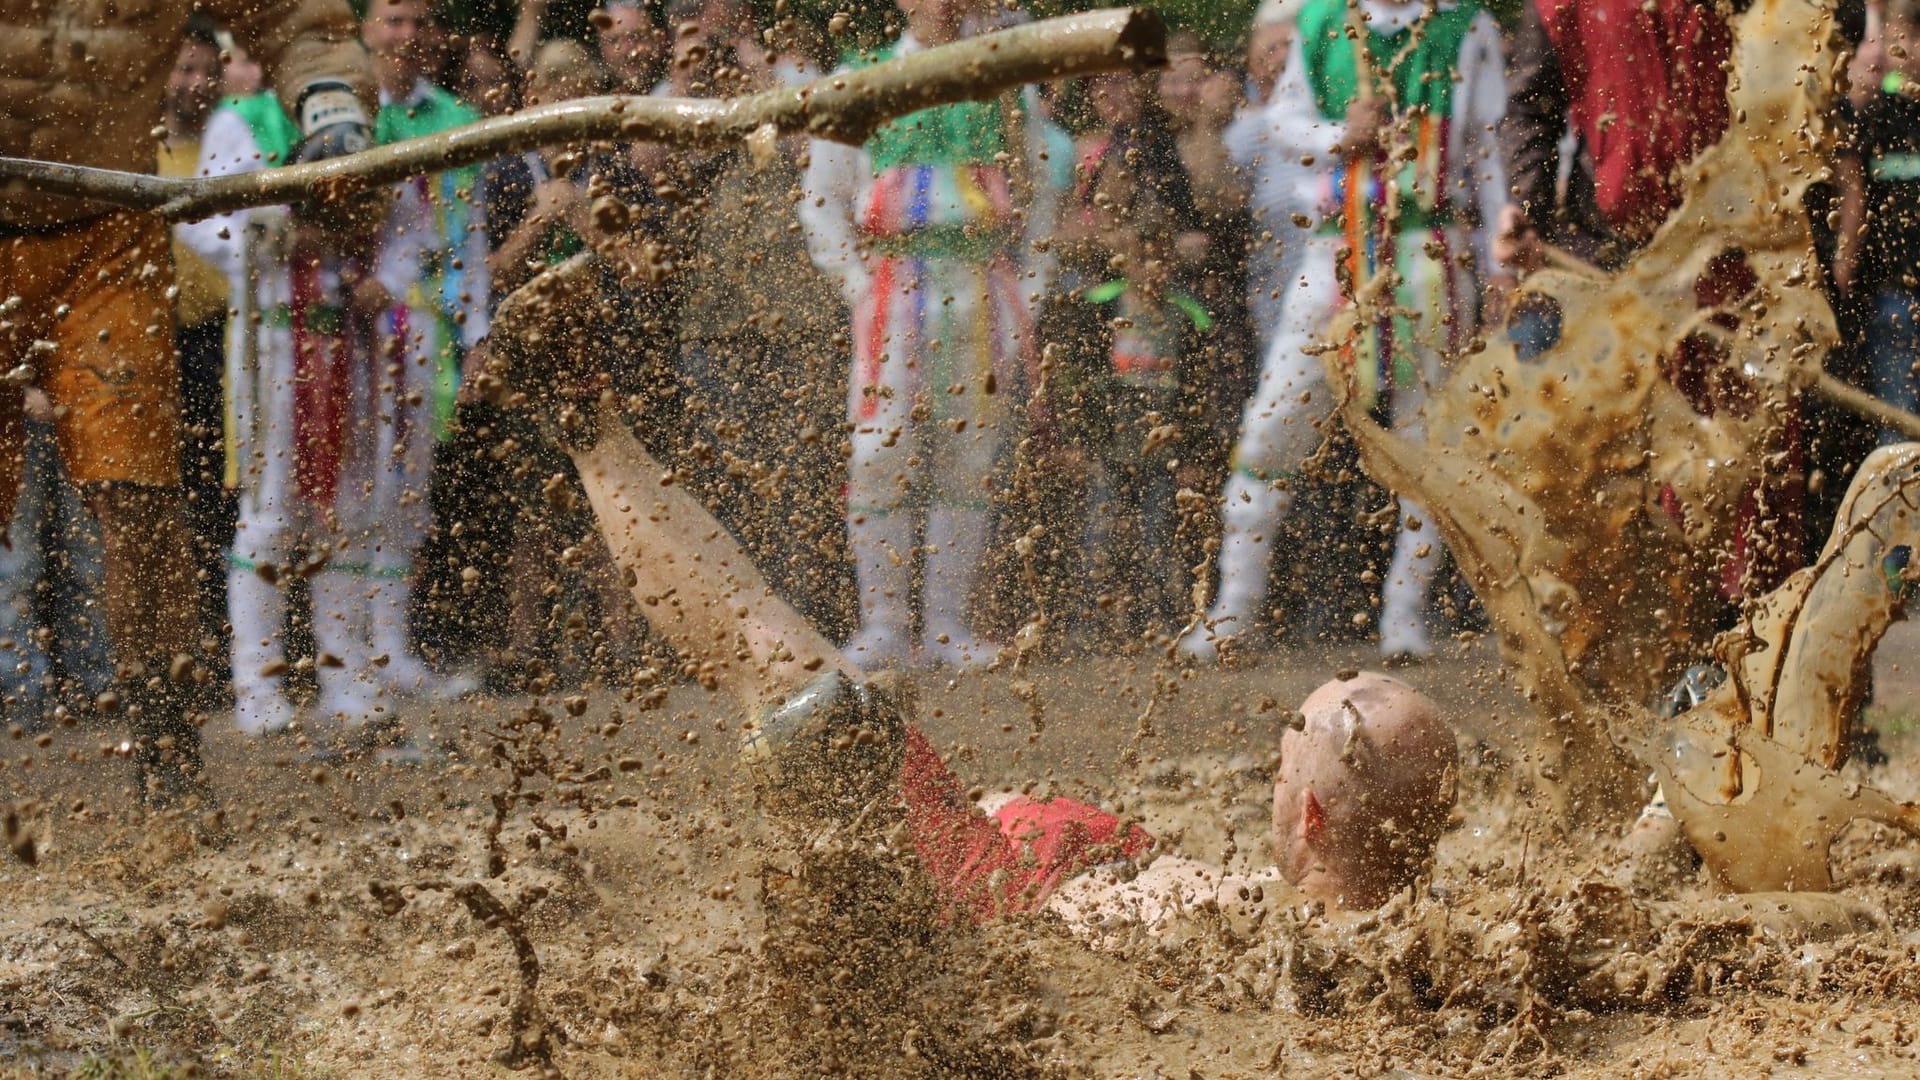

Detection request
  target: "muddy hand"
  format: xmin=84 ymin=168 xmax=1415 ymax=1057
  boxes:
xmin=1337 ymin=97 xmax=1392 ymax=157
xmin=1492 ymin=204 xmax=1545 ymax=277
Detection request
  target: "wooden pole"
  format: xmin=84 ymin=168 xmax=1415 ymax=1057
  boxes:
xmin=0 ymin=8 xmax=1165 ymax=223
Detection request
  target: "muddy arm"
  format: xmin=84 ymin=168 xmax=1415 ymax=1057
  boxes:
xmin=0 ymin=9 xmax=1166 ymax=224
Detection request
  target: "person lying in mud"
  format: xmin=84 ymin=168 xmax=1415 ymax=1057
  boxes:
xmin=485 ymin=288 xmax=1457 ymax=923
xmin=1044 ymin=671 xmax=1458 ymax=935
xmin=480 ymin=290 xmax=1150 ymax=921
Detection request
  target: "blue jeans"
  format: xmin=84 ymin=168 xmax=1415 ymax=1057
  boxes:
xmin=0 ymin=418 xmax=111 ymax=727
xmin=1867 ymin=288 xmax=1920 ymax=445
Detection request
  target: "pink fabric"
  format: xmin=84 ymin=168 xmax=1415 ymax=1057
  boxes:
xmin=898 ymin=726 xmax=1154 ymax=921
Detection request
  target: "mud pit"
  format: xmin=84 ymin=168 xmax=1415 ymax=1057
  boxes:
xmin=1 ymin=0 xmax=1918 ymax=1075
xmin=4 ymin=631 xmax=1920 ymax=1078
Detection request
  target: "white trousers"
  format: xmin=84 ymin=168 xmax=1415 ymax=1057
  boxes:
xmin=843 ymin=252 xmax=1025 ymax=664
xmin=1204 ymin=234 xmax=1466 ymax=649
xmin=226 ymin=288 xmax=437 ymax=707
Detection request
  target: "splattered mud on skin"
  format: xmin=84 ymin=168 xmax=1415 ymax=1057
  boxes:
xmin=5 ymin=646 xmax=1920 ymax=1078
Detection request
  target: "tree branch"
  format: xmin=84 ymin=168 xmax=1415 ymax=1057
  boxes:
xmin=0 ymin=8 xmax=1165 ymax=223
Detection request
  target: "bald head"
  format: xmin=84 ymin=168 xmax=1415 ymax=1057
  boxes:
xmin=1272 ymin=672 xmax=1456 ymax=909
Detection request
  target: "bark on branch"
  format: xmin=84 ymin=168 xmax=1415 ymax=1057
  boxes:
xmin=0 ymin=8 xmax=1165 ymax=223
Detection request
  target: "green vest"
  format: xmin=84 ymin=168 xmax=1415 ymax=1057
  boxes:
xmin=1296 ymin=0 xmax=1481 ymax=121
xmin=226 ymin=92 xmax=301 ymax=167
xmin=859 ymin=42 xmax=1008 ymax=173
xmin=374 ymin=82 xmax=479 ymax=148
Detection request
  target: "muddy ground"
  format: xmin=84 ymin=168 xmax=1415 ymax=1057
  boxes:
xmin=4 ymin=624 xmax=1920 ymax=1078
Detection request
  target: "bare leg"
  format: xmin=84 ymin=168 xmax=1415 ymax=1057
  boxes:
xmin=571 ymin=414 xmax=853 ymax=711
xmin=571 ymin=411 xmax=1146 ymax=914
xmin=579 ymin=527 xmax=643 ymax=664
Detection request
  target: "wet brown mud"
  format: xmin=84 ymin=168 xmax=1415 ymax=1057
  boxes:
xmin=3 ymin=633 xmax=1919 ymax=1078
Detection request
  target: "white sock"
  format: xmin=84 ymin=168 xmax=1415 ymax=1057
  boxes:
xmin=1379 ymin=498 xmax=1440 ymax=657
xmin=311 ymin=569 xmax=379 ymax=720
xmin=1208 ymin=473 xmax=1292 ymax=635
xmin=228 ymin=563 xmax=293 ymax=733
xmin=367 ymin=576 xmax=433 ymax=687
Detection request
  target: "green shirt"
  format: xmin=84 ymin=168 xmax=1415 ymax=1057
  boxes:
xmin=1296 ymin=0 xmax=1482 ymax=122
xmin=858 ymin=41 xmax=1009 ymax=174
xmin=225 ymin=92 xmax=301 ymax=168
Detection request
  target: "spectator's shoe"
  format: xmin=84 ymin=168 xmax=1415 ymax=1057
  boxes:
xmin=343 ymin=720 xmax=448 ymax=767
xmin=375 ymin=654 xmax=483 ymax=704
xmin=126 ymin=673 xmax=212 ymax=812
xmin=297 ymin=715 xmax=446 ymax=768
xmin=740 ymin=670 xmax=907 ymax=825
xmin=921 ymin=625 xmax=998 ymax=673
xmin=1175 ymin=615 xmax=1244 ymax=665
xmin=316 ymin=676 xmax=390 ymax=730
xmin=367 ymin=579 xmax=483 ymax=703
xmin=1377 ymin=616 xmax=1433 ymax=667
xmin=233 ymin=686 xmax=296 ymax=738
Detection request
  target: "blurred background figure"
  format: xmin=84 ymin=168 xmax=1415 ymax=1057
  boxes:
xmin=596 ymin=0 xmax=668 ymax=92
xmin=473 ymin=37 xmax=645 ymax=689
xmin=349 ymin=0 xmax=491 ymax=713
xmin=1180 ymin=0 xmax=1508 ymax=666
xmin=1029 ymin=71 xmax=1216 ymax=647
xmin=1498 ymin=0 xmax=1803 ymax=604
xmin=1225 ymin=0 xmax=1312 ymax=362
xmin=219 ymin=33 xmax=266 ymax=98
xmin=650 ymin=0 xmax=858 ymax=639
xmin=799 ymin=0 xmax=1044 ymax=671
xmin=158 ymin=18 xmax=239 ymax=681
xmin=0 ymin=388 xmax=112 ymax=734
xmin=1837 ymin=0 xmax=1920 ymax=444
xmin=181 ymin=29 xmax=362 ymax=738
xmin=1158 ymin=36 xmax=1257 ymax=637
xmin=458 ymin=28 xmax=521 ymax=118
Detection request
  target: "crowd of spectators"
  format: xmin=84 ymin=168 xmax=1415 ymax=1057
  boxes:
xmin=3 ymin=0 xmax=1914 ymax=742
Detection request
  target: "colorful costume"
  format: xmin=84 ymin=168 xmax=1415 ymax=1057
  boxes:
xmin=356 ymin=79 xmax=489 ymax=696
xmin=184 ymin=81 xmax=486 ymax=734
xmin=799 ymin=34 xmax=1039 ymax=669
xmin=183 ymin=94 xmax=363 ymax=733
xmin=1181 ymin=0 xmax=1507 ymax=662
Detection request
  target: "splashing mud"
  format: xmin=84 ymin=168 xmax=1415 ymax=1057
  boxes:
xmin=1323 ymin=0 xmax=1920 ymax=887
xmin=6 ymin=653 xmax=1920 ymax=1077
xmin=3 ymin=3 xmax=1920 ymax=1077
